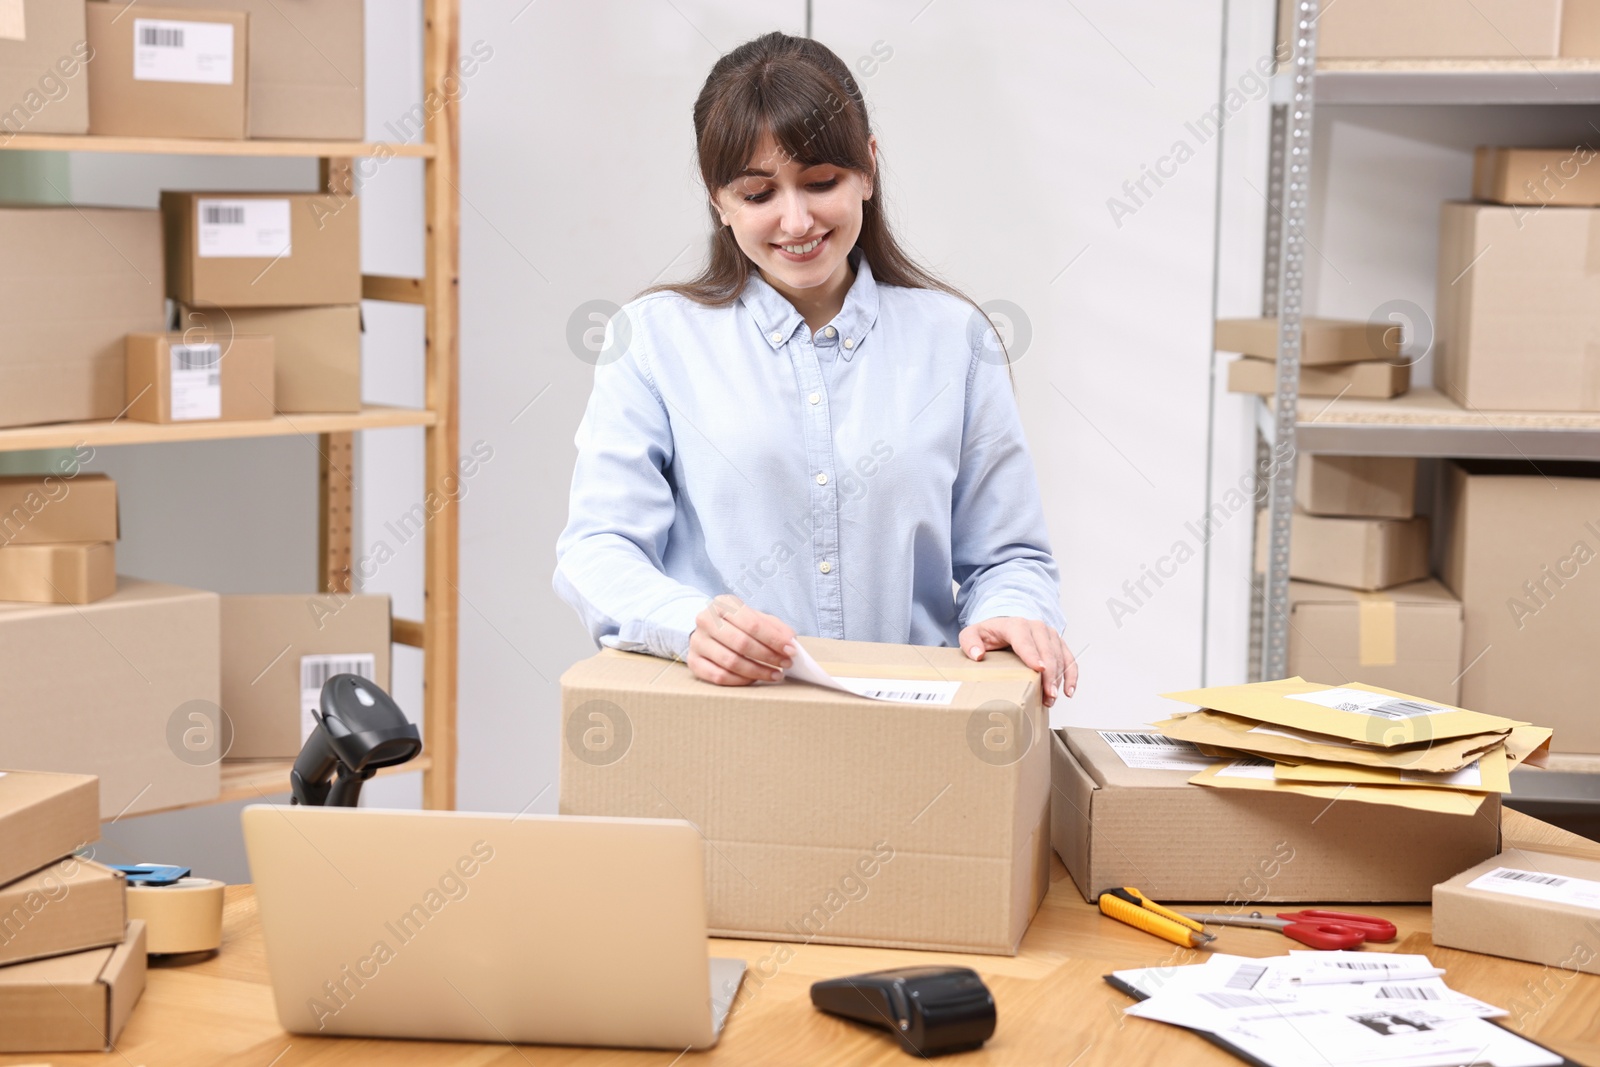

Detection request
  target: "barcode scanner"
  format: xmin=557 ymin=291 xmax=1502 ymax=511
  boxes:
xmin=290 ymin=674 xmax=422 ymax=807
xmin=810 ymin=966 xmax=996 ymax=1056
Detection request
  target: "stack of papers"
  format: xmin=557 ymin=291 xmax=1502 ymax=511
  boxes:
xmin=1112 ymin=952 xmax=1561 ymax=1066
xmin=1153 ymin=679 xmax=1552 ymax=815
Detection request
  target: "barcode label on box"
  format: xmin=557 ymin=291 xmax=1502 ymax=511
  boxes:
xmin=300 ymin=653 xmax=377 ymax=743
xmin=133 ymin=19 xmax=234 ymax=84
xmin=169 ymin=343 xmax=221 ymax=421
xmin=1098 ymin=730 xmax=1213 ymax=771
xmin=832 ymin=676 xmax=959 ymax=705
xmin=1465 ymin=867 xmax=1600 ymax=912
xmin=197 ymin=198 xmax=292 ymax=259
xmin=1286 ymin=687 xmax=1444 ymax=720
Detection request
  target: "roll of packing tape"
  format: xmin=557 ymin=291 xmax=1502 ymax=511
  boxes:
xmin=126 ymin=877 xmax=226 ymax=954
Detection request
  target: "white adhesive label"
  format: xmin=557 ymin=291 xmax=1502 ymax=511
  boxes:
xmin=300 ymin=653 xmax=377 ymax=743
xmin=0 ymin=0 xmax=25 ymax=42
xmin=1285 ymin=687 xmax=1444 ymax=720
xmin=830 ymin=676 xmax=958 ymax=705
xmin=133 ymin=19 xmax=235 ymax=84
xmin=169 ymin=343 xmax=221 ymax=421
xmin=197 ymin=198 xmax=291 ymax=259
xmin=1465 ymin=867 xmax=1600 ymax=912
xmin=1399 ymin=763 xmax=1483 ymax=787
xmin=1099 ymin=731 xmax=1213 ymax=770
xmin=1215 ymin=758 xmax=1277 ymax=780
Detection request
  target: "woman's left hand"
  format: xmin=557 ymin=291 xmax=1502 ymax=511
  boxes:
xmin=959 ymin=617 xmax=1077 ymax=708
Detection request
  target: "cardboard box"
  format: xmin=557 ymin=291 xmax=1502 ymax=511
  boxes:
xmin=0 ymin=857 xmax=126 ymax=967
xmin=0 ymin=206 xmax=165 ymax=428
xmin=1564 ymin=0 xmax=1600 ymax=56
xmin=1287 ymin=579 xmax=1464 ymax=706
xmin=1442 ymin=460 xmax=1600 ymax=753
xmin=1216 ymin=317 xmax=1399 ymax=366
xmin=0 ymin=920 xmax=146 ymax=1053
xmin=1277 ymin=0 xmax=1561 ymax=60
xmin=560 ymin=639 xmax=1050 ymax=955
xmin=0 ymin=770 xmax=98 ymax=888
xmin=0 ymin=578 xmax=220 ymax=818
xmin=1295 ymin=454 xmax=1417 ymax=519
xmin=0 ymin=0 xmax=91 ymax=138
xmin=221 ymin=593 xmax=393 ymax=759
xmin=1473 ymin=146 xmax=1600 ymax=207
xmin=125 ymin=332 xmax=274 ymax=423
xmin=176 ymin=303 xmax=361 ymax=413
xmin=1436 ymin=202 xmax=1600 ymax=412
xmin=0 ymin=474 xmax=118 ymax=548
xmin=85 ymin=3 xmax=248 ymax=139
xmin=0 ymin=542 xmax=116 ymax=604
xmin=1226 ymin=357 xmax=1409 ymax=400
xmin=152 ymin=0 xmax=363 ymax=140
xmin=161 ymin=191 xmax=360 ymax=308
xmin=1256 ymin=509 xmax=1431 ymax=591
xmin=1434 ymin=849 xmax=1600 ymax=975
xmin=1051 ymin=728 xmax=1500 ymax=903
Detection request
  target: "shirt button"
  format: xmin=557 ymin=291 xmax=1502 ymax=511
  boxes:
xmin=808 ymin=392 xmax=821 ymax=405
xmin=823 ymin=326 xmax=836 ymax=338
xmin=819 ymin=561 xmax=832 ymax=574
xmin=843 ymin=337 xmax=854 ymax=350
xmin=815 ymin=473 xmax=828 ymax=485
xmin=769 ymin=331 xmax=783 ymax=344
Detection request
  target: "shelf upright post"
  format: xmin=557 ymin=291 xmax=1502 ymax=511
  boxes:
xmin=318 ymin=157 xmax=357 ymax=596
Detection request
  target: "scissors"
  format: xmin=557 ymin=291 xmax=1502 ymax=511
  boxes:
xmin=1178 ymin=909 xmax=1398 ymax=950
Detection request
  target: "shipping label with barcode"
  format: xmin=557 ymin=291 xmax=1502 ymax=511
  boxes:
xmin=169 ymin=343 xmax=221 ymax=421
xmin=197 ymin=198 xmax=292 ymax=259
xmin=832 ymin=676 xmax=959 ymax=705
xmin=1465 ymin=867 xmax=1600 ymax=912
xmin=300 ymin=653 xmax=377 ymax=742
xmin=133 ymin=19 xmax=235 ymax=84
xmin=1098 ymin=730 xmax=1213 ymax=771
xmin=1216 ymin=758 xmax=1276 ymax=780
xmin=1285 ymin=687 xmax=1443 ymax=720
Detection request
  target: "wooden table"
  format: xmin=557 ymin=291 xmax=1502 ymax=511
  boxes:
xmin=7 ymin=811 xmax=1599 ymax=1066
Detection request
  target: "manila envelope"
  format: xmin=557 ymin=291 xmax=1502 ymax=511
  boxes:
xmin=1189 ymin=760 xmax=1489 ymax=816
xmin=1274 ymin=745 xmax=1513 ymax=794
xmin=1153 ymin=711 xmax=1505 ymax=773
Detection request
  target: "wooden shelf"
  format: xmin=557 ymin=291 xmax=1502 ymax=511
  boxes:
xmin=0 ymin=405 xmax=435 ymax=453
xmin=0 ymin=134 xmax=433 ymax=158
xmin=114 ymin=757 xmax=436 ymax=820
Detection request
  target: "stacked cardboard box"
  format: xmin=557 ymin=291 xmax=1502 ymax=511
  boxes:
xmin=0 ymin=474 xmax=119 ymax=605
xmin=125 ymin=332 xmax=276 ymax=423
xmin=0 ymin=0 xmax=92 ymax=138
xmin=1219 ymin=317 xmax=1410 ymax=400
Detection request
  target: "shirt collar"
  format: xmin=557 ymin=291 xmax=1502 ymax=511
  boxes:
xmin=739 ymin=245 xmax=880 ymax=361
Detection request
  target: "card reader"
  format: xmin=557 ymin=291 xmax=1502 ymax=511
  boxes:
xmin=810 ymin=966 xmax=996 ymax=1056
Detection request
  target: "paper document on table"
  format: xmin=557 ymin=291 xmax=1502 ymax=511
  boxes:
xmin=784 ymin=640 xmax=961 ymax=705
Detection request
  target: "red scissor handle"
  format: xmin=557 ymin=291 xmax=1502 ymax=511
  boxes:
xmin=1279 ymin=921 xmax=1368 ymax=950
xmin=1277 ymin=910 xmax=1398 ymax=942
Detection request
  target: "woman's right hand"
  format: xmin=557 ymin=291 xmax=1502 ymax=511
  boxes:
xmin=688 ymin=594 xmax=797 ymax=686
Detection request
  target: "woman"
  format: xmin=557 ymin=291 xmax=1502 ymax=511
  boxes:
xmin=554 ymin=32 xmax=1077 ymax=707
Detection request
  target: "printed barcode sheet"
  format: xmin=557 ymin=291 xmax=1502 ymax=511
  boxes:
xmin=1465 ymin=866 xmax=1600 ymax=911
xmin=133 ymin=18 xmax=236 ymax=85
xmin=1098 ymin=730 xmax=1213 ymax=771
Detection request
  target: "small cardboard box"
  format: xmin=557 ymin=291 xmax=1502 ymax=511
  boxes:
xmin=0 ymin=920 xmax=146 ymax=1054
xmin=161 ymin=191 xmax=360 ymax=308
xmin=0 ymin=857 xmax=127 ymax=967
xmin=176 ymin=303 xmax=361 ymax=413
xmin=0 ymin=578 xmax=220 ymax=818
xmin=221 ymin=593 xmax=393 ymax=759
xmin=1256 ymin=509 xmax=1431 ymax=591
xmin=0 ymin=474 xmax=119 ymax=547
xmin=1277 ymin=0 xmax=1561 ymax=60
xmin=0 ymin=770 xmax=99 ymax=888
xmin=1287 ymin=579 xmax=1464 ymax=707
xmin=1473 ymin=146 xmax=1600 ymax=207
xmin=1050 ymin=728 xmax=1501 ymax=903
xmin=1434 ymin=849 xmax=1600 ymax=975
xmin=86 ymin=3 xmax=248 ymax=139
xmin=125 ymin=332 xmax=275 ymax=423
xmin=0 ymin=542 xmax=116 ymax=604
xmin=1296 ymin=454 xmax=1417 ymax=519
xmin=560 ymin=638 xmax=1050 ymax=955
xmin=1436 ymin=202 xmax=1600 ymax=412
xmin=1216 ymin=317 xmax=1398 ymax=366
xmin=0 ymin=206 xmax=166 ymax=428
xmin=1226 ymin=357 xmax=1409 ymax=400
xmin=0 ymin=0 xmax=91 ymax=137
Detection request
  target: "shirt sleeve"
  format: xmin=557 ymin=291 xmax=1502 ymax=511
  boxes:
xmin=552 ymin=334 xmax=712 ymax=661
xmin=950 ymin=351 xmax=1067 ymax=634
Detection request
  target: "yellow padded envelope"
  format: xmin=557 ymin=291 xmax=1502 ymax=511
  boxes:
xmin=1189 ymin=759 xmax=1489 ymax=816
xmin=1274 ymin=745 xmax=1513 ymax=794
xmin=1153 ymin=710 xmax=1506 ymax=773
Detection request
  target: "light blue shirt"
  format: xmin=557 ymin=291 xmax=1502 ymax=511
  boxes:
xmin=554 ymin=247 xmax=1065 ymax=661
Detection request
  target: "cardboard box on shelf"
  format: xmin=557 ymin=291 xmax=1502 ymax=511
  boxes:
xmin=0 ymin=770 xmax=98 ymax=888
xmin=0 ymin=206 xmax=165 ymax=428
xmin=221 ymin=593 xmax=393 ymax=759
xmin=0 ymin=578 xmax=220 ymax=818
xmin=1276 ymin=0 xmax=1561 ymax=60
xmin=1442 ymin=460 xmax=1600 ymax=753
xmin=1051 ymin=728 xmax=1500 ymax=903
xmin=1564 ymin=0 xmax=1600 ymax=56
xmin=176 ymin=303 xmax=360 ymax=413
xmin=1434 ymin=849 xmax=1600 ymax=974
xmin=1295 ymin=454 xmax=1417 ymax=519
xmin=0 ymin=920 xmax=146 ymax=1054
xmin=560 ymin=638 xmax=1049 ymax=955
xmin=1473 ymin=146 xmax=1600 ymax=208
xmin=85 ymin=3 xmax=248 ymax=139
xmin=1436 ymin=202 xmax=1600 ymax=412
xmin=1255 ymin=509 xmax=1431 ymax=591
xmin=125 ymin=332 xmax=274 ymax=423
xmin=0 ymin=857 xmax=126 ymax=967
xmin=0 ymin=474 xmax=118 ymax=547
xmin=161 ymin=191 xmax=360 ymax=308
xmin=1226 ymin=357 xmax=1409 ymax=400
xmin=0 ymin=0 xmax=91 ymax=137
xmin=1287 ymin=579 xmax=1464 ymax=706
xmin=1216 ymin=317 xmax=1398 ymax=366
xmin=0 ymin=542 xmax=115 ymax=604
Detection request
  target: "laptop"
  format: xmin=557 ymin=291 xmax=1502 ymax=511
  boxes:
xmin=242 ymin=806 xmax=747 ymax=1050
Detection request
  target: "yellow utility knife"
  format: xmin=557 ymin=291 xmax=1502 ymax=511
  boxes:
xmin=1096 ymin=887 xmax=1216 ymax=950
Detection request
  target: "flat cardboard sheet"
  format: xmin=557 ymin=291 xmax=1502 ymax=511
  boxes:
xmin=1153 ymin=710 xmax=1507 ymax=773
xmin=1273 ymin=744 xmax=1512 ymax=794
xmin=1188 ymin=760 xmax=1489 ymax=816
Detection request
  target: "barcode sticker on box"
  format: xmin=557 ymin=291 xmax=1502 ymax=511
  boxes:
xmin=197 ymin=198 xmax=292 ymax=259
xmin=831 ymin=676 xmax=959 ymax=705
xmin=0 ymin=0 xmax=25 ymax=42
xmin=1098 ymin=730 xmax=1214 ymax=771
xmin=169 ymin=342 xmax=221 ymax=421
xmin=1465 ymin=867 xmax=1600 ymax=912
xmin=1285 ymin=687 xmax=1443 ymax=720
xmin=300 ymin=653 xmax=377 ymax=743
xmin=133 ymin=19 xmax=234 ymax=84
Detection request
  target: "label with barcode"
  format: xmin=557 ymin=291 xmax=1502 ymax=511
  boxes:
xmin=169 ymin=343 xmax=221 ymax=421
xmin=1216 ymin=758 xmax=1276 ymax=780
xmin=1377 ymin=984 xmax=1441 ymax=1000
xmin=1098 ymin=730 xmax=1213 ymax=771
xmin=1286 ymin=687 xmax=1443 ymax=720
xmin=133 ymin=19 xmax=234 ymax=84
xmin=1465 ymin=866 xmax=1600 ymax=911
xmin=1225 ymin=963 xmax=1267 ymax=991
xmin=833 ymin=676 xmax=958 ymax=705
xmin=300 ymin=653 xmax=377 ymax=742
xmin=1197 ymin=991 xmax=1280 ymax=1010
xmin=197 ymin=198 xmax=292 ymax=259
